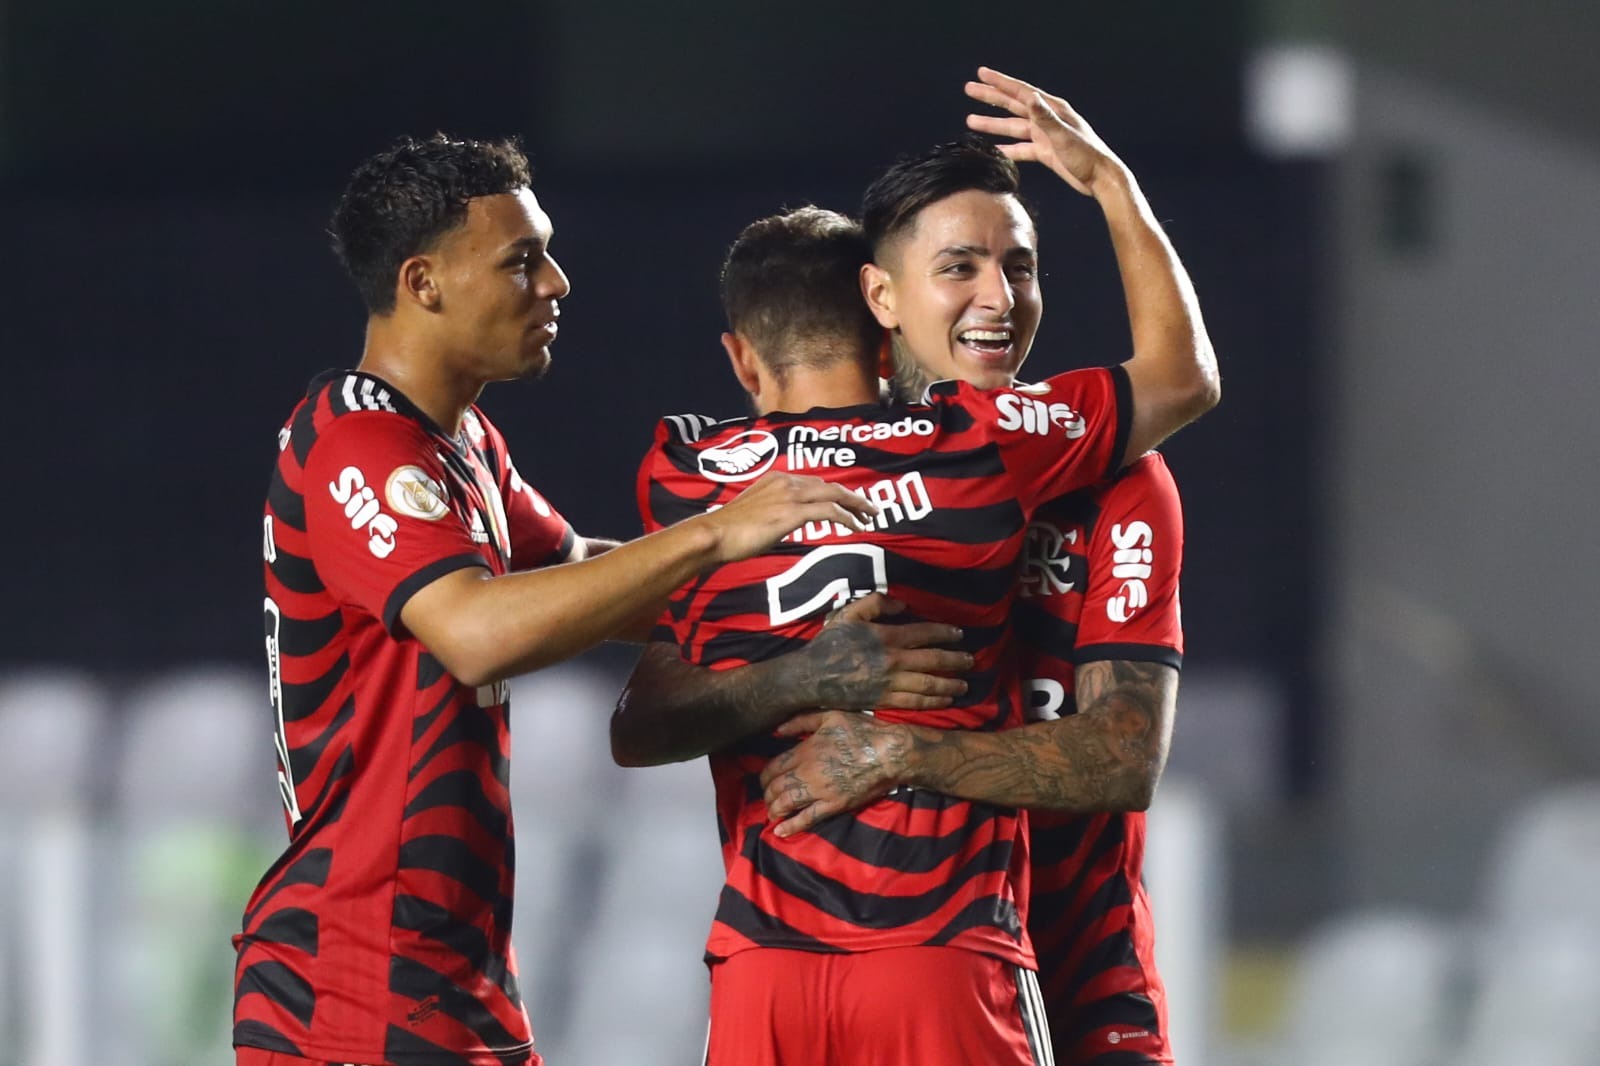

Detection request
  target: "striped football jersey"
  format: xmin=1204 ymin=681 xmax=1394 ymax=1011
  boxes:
xmin=639 ymin=367 xmax=1131 ymax=969
xmin=1017 ymin=452 xmax=1184 ymax=1065
xmin=236 ymin=370 xmax=574 ymax=1066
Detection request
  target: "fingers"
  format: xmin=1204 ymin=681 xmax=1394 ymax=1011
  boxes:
xmin=875 ymin=620 xmax=964 ymax=649
xmin=763 ymin=771 xmax=813 ymax=826
xmin=965 ymin=113 xmax=1032 ymax=140
xmin=773 ymin=799 xmax=834 ymax=839
xmin=976 ymin=65 xmax=1040 ymax=100
xmin=810 ymin=480 xmax=877 ymax=528
xmin=885 ymin=668 xmax=966 ymax=700
xmin=964 ymin=80 xmax=1030 ymax=117
xmin=890 ymin=648 xmax=973 ymax=676
xmin=773 ymin=711 xmax=830 ymax=738
xmin=829 ymin=592 xmax=904 ymax=626
xmin=976 ymin=67 xmax=1071 ymax=118
xmin=995 ymin=142 xmax=1040 ymax=164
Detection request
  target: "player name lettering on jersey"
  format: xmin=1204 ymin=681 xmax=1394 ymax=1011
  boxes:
xmin=994 ymin=392 xmax=1087 ymax=438
xmin=1108 ymin=520 xmax=1154 ymax=623
xmin=781 ymin=470 xmax=933 ymax=544
xmin=327 ymin=465 xmax=398 ymax=558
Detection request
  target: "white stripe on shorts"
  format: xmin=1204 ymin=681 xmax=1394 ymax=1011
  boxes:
xmin=1013 ymin=965 xmax=1056 ymax=1066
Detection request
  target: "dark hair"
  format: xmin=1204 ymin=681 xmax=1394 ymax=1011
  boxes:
xmin=860 ymin=135 xmax=1030 ymax=256
xmin=720 ymin=206 xmax=881 ymax=381
xmin=330 ymin=133 xmax=532 ymax=314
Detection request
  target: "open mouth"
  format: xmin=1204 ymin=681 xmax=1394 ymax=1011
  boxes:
xmin=956 ymin=327 xmax=1014 ymax=361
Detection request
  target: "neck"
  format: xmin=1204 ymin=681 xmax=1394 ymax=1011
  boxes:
xmin=356 ymin=316 xmax=484 ymax=435
xmin=757 ymin=362 xmax=879 ymax=416
xmin=887 ymin=333 xmax=932 ymax=402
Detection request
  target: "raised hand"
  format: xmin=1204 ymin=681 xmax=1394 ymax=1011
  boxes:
xmin=963 ymin=65 xmax=1127 ymax=199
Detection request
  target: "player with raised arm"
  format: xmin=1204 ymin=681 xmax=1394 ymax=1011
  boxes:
xmin=637 ymin=203 xmax=1136 ymax=1066
xmin=614 ymin=68 xmax=1214 ymax=1065
xmin=760 ymin=69 xmax=1195 ymax=1064
xmin=232 ymin=135 xmax=885 ymax=1066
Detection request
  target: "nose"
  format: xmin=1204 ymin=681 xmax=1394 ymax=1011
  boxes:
xmin=540 ymin=254 xmax=572 ymax=300
xmin=975 ymin=260 xmax=1014 ymax=316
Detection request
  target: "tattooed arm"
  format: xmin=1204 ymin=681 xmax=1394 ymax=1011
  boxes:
xmin=758 ymin=658 xmax=1177 ymax=837
xmin=610 ymin=594 xmax=972 ymax=767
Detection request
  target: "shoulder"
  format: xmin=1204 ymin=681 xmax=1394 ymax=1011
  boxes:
xmin=301 ymin=375 xmax=434 ymax=470
xmin=656 ymin=412 xmax=728 ymax=445
xmin=1099 ymin=451 xmax=1180 ymax=506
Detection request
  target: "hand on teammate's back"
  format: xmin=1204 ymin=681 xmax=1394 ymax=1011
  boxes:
xmin=698 ymin=471 xmax=879 ymax=563
xmin=811 ymin=593 xmax=972 ymax=711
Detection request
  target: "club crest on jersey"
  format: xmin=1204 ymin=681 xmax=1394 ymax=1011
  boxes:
xmin=386 ymin=465 xmax=450 ymax=521
xmin=699 ymin=429 xmax=779 ymax=483
xmin=1019 ymin=522 xmax=1078 ymax=597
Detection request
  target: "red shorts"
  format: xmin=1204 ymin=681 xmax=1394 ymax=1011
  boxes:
xmin=707 ymin=946 xmax=1053 ymax=1066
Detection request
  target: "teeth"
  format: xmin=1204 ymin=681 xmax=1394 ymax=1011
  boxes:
xmin=960 ymin=329 xmax=1011 ymax=343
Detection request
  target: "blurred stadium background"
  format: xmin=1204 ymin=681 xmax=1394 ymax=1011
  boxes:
xmin=3 ymin=1 xmax=1598 ymax=1063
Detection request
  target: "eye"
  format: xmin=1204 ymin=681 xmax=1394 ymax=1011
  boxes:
xmin=1007 ymin=261 xmax=1038 ymax=281
xmin=940 ymin=261 xmax=975 ymax=277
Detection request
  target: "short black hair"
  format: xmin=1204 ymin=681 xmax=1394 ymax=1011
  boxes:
xmin=720 ymin=206 xmax=881 ymax=381
xmin=860 ymin=135 xmax=1031 ymax=257
xmin=330 ymin=133 xmax=532 ymax=314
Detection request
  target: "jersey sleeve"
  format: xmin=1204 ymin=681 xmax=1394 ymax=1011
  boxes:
xmin=630 ymin=428 xmax=694 ymax=643
xmin=469 ymin=408 xmax=578 ymax=570
xmin=1074 ymin=452 xmax=1184 ymax=668
xmin=302 ymin=414 xmax=487 ymax=634
xmin=961 ymin=365 xmax=1132 ymax=513
xmin=502 ymin=459 xmax=578 ymax=569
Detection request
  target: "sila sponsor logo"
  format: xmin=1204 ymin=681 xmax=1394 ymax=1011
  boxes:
xmin=328 ymin=466 xmax=399 ymax=558
xmin=786 ymin=417 xmax=935 ymax=470
xmin=1108 ymin=521 xmax=1154 ymax=623
xmin=994 ymin=392 xmax=1087 ymax=438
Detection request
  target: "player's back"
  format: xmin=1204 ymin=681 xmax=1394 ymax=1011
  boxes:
xmin=640 ymin=368 xmax=1130 ymax=968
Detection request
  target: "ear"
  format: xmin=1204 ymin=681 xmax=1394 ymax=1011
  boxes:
xmin=860 ymin=262 xmax=899 ymax=329
xmin=720 ymin=332 xmax=762 ymax=397
xmin=397 ymin=255 xmax=441 ymax=311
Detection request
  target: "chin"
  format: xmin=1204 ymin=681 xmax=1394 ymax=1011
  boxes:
xmin=518 ymin=348 xmax=553 ymax=381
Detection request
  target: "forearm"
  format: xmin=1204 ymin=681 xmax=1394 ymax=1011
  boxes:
xmin=899 ymin=659 xmax=1176 ymax=811
xmin=611 ymin=617 xmax=935 ymax=766
xmin=896 ymin=709 xmax=1158 ymax=811
xmin=406 ymin=519 xmax=723 ymax=686
xmin=611 ymin=644 xmax=822 ymax=767
xmin=1096 ymin=168 xmax=1220 ymax=461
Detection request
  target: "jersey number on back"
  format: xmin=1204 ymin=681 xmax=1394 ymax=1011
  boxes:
xmin=766 ymin=545 xmax=888 ymax=626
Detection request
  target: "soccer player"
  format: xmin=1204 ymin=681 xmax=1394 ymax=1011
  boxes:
xmin=233 ymin=134 xmax=891 ymax=1066
xmin=615 ymin=69 xmax=1212 ymax=1066
xmin=758 ymin=70 xmax=1191 ymax=1064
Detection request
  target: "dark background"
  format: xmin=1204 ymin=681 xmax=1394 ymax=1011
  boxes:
xmin=2 ymin=0 xmax=1323 ymax=781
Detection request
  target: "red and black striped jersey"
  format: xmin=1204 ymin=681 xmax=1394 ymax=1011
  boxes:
xmin=236 ymin=370 xmax=575 ymax=1066
xmin=639 ymin=367 xmax=1131 ymax=970
xmin=1016 ymin=452 xmax=1184 ymax=1064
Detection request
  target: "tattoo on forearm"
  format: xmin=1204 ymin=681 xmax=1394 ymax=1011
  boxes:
xmin=905 ymin=660 xmax=1176 ymax=811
